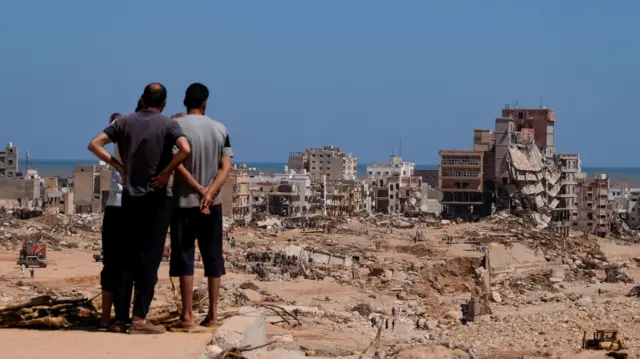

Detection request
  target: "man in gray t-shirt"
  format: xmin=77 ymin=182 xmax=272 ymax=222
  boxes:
xmin=170 ymin=83 xmax=233 ymax=329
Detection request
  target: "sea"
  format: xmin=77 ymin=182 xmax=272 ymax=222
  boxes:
xmin=19 ymin=159 xmax=640 ymax=188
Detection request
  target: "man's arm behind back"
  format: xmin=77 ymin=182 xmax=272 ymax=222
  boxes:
xmin=201 ymin=126 xmax=233 ymax=210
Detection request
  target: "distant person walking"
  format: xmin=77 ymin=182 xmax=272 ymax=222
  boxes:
xmin=88 ymin=83 xmax=190 ymax=334
xmin=170 ymin=83 xmax=233 ymax=328
xmin=98 ymin=112 xmax=125 ymax=330
xmin=30 ymin=268 xmax=34 ymax=279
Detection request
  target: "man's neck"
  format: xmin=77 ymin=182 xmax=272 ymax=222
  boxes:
xmin=187 ymin=109 xmax=204 ymax=116
xmin=146 ymin=107 xmax=162 ymax=113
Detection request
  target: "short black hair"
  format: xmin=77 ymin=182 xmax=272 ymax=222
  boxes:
xmin=141 ymin=83 xmax=167 ymax=108
xmin=110 ymin=113 xmax=121 ymax=123
xmin=183 ymin=83 xmax=209 ymax=110
xmin=135 ymin=98 xmax=145 ymax=112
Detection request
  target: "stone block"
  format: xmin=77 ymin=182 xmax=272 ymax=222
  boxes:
xmin=213 ymin=307 xmax=266 ymax=350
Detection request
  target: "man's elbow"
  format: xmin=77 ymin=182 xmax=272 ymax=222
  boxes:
xmin=178 ymin=145 xmax=191 ymax=157
xmin=87 ymin=141 xmax=97 ymax=154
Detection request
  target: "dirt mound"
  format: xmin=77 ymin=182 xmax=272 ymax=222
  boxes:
xmin=501 ymin=270 xmax=558 ymax=294
xmin=434 ymin=257 xmax=482 ymax=278
xmin=422 ymin=257 xmax=482 ymax=296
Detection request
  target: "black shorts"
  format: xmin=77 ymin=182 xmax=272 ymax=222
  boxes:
xmin=169 ymin=204 xmax=225 ymax=278
xmin=101 ymin=205 xmax=124 ymax=292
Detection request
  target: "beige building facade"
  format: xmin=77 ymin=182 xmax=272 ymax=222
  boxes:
xmin=288 ymin=145 xmax=357 ymax=184
xmin=73 ymin=163 xmax=111 ymax=214
xmin=221 ymin=172 xmax=251 ymax=221
xmin=576 ymin=173 xmax=611 ymax=237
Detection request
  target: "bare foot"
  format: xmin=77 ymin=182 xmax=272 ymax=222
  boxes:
xmin=199 ymin=316 xmax=218 ymax=327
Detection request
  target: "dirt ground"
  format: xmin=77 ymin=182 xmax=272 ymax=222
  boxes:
xmin=2 ymin=212 xmax=640 ymax=358
xmin=0 ymin=329 xmax=211 ymax=359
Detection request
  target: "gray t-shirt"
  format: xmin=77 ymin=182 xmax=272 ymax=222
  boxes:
xmin=173 ymin=114 xmax=233 ymax=208
xmin=103 ymin=110 xmax=185 ymax=197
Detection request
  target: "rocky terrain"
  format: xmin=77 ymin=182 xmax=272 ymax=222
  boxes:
xmin=1 ymin=207 xmax=640 ymax=358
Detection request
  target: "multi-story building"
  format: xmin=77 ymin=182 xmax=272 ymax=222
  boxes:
xmin=221 ymin=170 xmax=251 ymax=221
xmin=576 ymin=173 xmax=611 ymax=237
xmin=0 ymin=143 xmax=44 ymax=207
xmin=73 ymin=163 xmax=111 ymax=214
xmin=0 ymin=142 xmax=19 ymax=179
xmin=495 ymin=107 xmax=556 ymax=182
xmin=366 ymin=156 xmax=414 ymax=182
xmin=438 ymin=150 xmax=485 ymax=217
xmin=551 ymin=153 xmax=581 ymax=235
xmin=500 ymin=107 xmax=556 ymax=158
xmin=387 ymin=175 xmax=422 ymax=214
xmin=250 ymin=167 xmax=311 ymax=217
xmin=325 ymin=180 xmax=364 ymax=215
xmin=609 ymin=185 xmax=640 ymax=228
xmin=273 ymin=166 xmax=310 ymax=216
xmin=288 ymin=145 xmax=357 ymax=183
xmin=370 ymin=174 xmax=422 ymax=214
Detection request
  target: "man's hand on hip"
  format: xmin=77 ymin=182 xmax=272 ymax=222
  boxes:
xmin=151 ymin=171 xmax=170 ymax=189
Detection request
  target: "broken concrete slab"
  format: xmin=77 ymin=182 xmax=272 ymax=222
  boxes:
xmin=212 ymin=307 xmax=266 ymax=350
xmin=284 ymin=245 xmax=353 ymax=267
xmin=239 ymin=289 xmax=263 ymax=303
xmin=249 ymin=348 xmax=307 ymax=359
xmin=487 ymin=242 xmax=548 ymax=274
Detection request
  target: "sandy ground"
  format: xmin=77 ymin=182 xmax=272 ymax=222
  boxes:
xmin=0 ymin=329 xmax=212 ymax=359
xmin=0 ymin=249 xmax=216 ymax=359
xmin=3 ymin=214 xmax=640 ymax=358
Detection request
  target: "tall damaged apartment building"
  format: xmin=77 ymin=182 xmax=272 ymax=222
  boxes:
xmin=439 ymin=105 xmax=611 ymax=237
xmin=288 ymin=145 xmax=357 ymax=183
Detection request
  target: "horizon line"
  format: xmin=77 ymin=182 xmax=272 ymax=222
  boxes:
xmin=17 ymin=158 xmax=640 ymax=169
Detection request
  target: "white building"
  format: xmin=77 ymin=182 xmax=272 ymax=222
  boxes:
xmin=610 ymin=186 xmax=640 ymax=229
xmin=274 ymin=166 xmax=312 ymax=198
xmin=366 ymin=156 xmax=415 ymax=182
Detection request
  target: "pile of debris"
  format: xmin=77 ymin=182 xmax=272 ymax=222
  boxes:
xmin=0 ymin=294 xmax=99 ymax=329
xmin=611 ymin=215 xmax=640 ymax=243
xmin=604 ymin=265 xmax=634 ymax=284
xmin=37 ymin=213 xmax=101 ymax=235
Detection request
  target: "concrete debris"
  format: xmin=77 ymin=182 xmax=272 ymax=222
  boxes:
xmin=3 ymin=204 xmax=640 ymax=358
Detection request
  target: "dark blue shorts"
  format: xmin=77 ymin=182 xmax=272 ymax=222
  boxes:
xmin=169 ymin=204 xmax=225 ymax=278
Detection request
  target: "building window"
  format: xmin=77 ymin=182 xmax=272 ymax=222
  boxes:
xmin=8 ymin=172 xmax=12 ymax=177
xmin=8 ymin=159 xmax=13 ymax=165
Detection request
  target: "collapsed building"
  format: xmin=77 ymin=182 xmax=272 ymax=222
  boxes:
xmin=438 ymin=104 xmax=614 ymax=237
xmin=364 ymin=155 xmax=426 ymax=215
xmin=250 ymin=166 xmax=313 ymax=217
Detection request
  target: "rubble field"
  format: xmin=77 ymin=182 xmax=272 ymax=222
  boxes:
xmin=2 ymin=208 xmax=640 ymax=358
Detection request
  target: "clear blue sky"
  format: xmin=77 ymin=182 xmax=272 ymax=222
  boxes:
xmin=0 ymin=1 xmax=637 ymax=166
